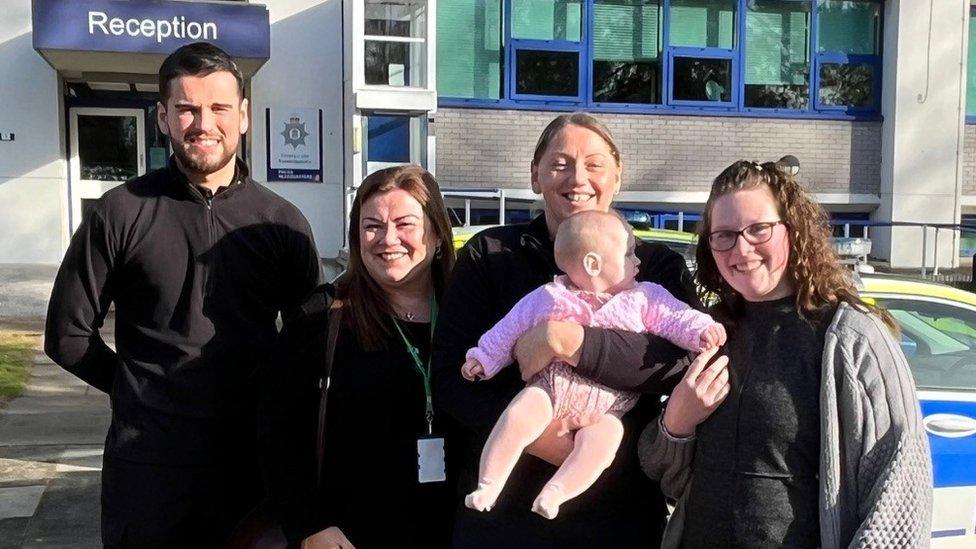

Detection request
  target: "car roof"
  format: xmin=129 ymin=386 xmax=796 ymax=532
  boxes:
xmin=859 ymin=274 xmax=976 ymax=307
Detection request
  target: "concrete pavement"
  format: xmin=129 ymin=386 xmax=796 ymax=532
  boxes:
xmin=0 ymin=328 xmax=110 ymax=548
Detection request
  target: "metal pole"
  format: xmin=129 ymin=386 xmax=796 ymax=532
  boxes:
xmin=934 ymin=227 xmax=941 ymax=276
xmin=499 ymin=189 xmax=507 ymax=225
xmin=464 ymin=199 xmax=471 ymax=227
xmin=678 ymin=211 xmax=684 ymax=232
xmin=921 ymin=225 xmax=928 ymax=277
xmin=844 ymin=223 xmax=850 ymax=238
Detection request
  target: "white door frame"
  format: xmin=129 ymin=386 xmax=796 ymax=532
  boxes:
xmin=68 ymin=107 xmax=147 ymax=232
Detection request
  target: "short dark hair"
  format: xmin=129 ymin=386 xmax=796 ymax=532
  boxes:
xmin=158 ymin=42 xmax=244 ymax=104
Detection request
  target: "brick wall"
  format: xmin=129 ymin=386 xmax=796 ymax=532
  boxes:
xmin=964 ymin=124 xmax=976 ymax=196
xmin=433 ymin=108 xmax=881 ymax=195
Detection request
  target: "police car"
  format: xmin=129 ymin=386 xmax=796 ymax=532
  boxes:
xmin=857 ymin=275 xmax=976 ymax=547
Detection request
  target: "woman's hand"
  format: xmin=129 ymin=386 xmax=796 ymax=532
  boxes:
xmin=303 ymin=526 xmax=356 ymax=549
xmin=662 ymin=346 xmax=730 ymax=437
xmin=525 ymin=417 xmax=575 ymax=466
xmin=514 ymin=321 xmax=584 ymax=381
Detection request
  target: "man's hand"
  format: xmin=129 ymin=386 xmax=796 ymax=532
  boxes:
xmin=698 ymin=323 xmax=727 ymax=350
xmin=461 ymin=358 xmax=485 ymax=381
xmin=303 ymin=526 xmax=356 ymax=549
xmin=514 ymin=321 xmax=584 ymax=382
xmin=662 ymin=346 xmax=730 ymax=437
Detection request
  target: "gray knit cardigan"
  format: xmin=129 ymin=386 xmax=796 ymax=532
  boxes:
xmin=639 ymin=302 xmax=933 ymax=548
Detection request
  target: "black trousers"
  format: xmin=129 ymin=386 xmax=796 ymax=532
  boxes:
xmin=101 ymin=454 xmax=261 ymax=548
xmin=451 ymin=503 xmax=664 ymax=549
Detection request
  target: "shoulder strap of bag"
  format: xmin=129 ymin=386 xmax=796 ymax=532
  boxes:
xmin=315 ymin=297 xmax=342 ymax=487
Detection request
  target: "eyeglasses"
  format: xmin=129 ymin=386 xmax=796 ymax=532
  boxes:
xmin=707 ymin=221 xmax=785 ymax=252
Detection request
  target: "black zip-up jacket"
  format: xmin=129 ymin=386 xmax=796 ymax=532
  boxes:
xmin=431 ymin=214 xmax=698 ymax=544
xmin=45 ymin=157 xmax=322 ymax=465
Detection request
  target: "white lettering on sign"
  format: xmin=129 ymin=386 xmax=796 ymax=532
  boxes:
xmin=87 ymin=11 xmax=218 ymax=44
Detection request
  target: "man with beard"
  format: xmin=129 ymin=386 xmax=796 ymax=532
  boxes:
xmin=45 ymin=43 xmax=322 ymax=547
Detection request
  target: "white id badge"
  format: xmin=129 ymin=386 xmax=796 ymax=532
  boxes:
xmin=417 ymin=436 xmax=446 ymax=483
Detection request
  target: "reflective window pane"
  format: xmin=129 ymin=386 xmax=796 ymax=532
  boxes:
xmin=512 ymin=0 xmax=582 ymax=41
xmin=365 ymin=40 xmax=426 ymax=86
xmin=744 ymin=2 xmax=810 ymax=109
xmin=967 ymin=7 xmax=976 ymax=116
xmin=672 ymin=57 xmax=731 ymax=102
xmin=592 ymin=0 xmax=662 ymax=104
xmin=365 ymin=0 xmax=426 ymax=38
xmin=515 ymin=50 xmax=579 ymax=96
xmin=669 ymin=0 xmax=736 ymax=49
xmin=818 ymin=62 xmax=873 ymax=107
xmin=437 ymin=0 xmax=503 ymax=99
xmin=78 ymin=115 xmax=138 ymax=181
xmin=816 ymin=0 xmax=880 ymax=54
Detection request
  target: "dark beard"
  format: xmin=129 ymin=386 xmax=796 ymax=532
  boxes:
xmin=172 ymin=142 xmax=236 ymax=176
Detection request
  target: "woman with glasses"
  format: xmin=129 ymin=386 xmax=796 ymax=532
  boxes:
xmin=639 ymin=160 xmax=932 ymax=548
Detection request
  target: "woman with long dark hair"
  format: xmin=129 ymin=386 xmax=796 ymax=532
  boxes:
xmin=259 ymin=165 xmax=457 ymax=548
xmin=640 ymin=160 xmax=932 ymax=547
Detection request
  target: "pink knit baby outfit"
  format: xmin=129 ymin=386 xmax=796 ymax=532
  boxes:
xmin=466 ymin=275 xmax=716 ymax=420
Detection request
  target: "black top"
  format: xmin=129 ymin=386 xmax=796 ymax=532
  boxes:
xmin=431 ymin=214 xmax=699 ymax=543
xmin=44 ymin=156 xmax=322 ymax=465
xmin=259 ymin=288 xmax=455 ymax=546
xmin=683 ymin=296 xmax=834 ymax=548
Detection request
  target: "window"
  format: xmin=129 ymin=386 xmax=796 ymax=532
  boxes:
xmin=363 ymin=114 xmax=428 ymax=175
xmin=592 ymin=0 xmax=662 ymax=105
xmin=436 ymin=0 xmax=882 ymax=118
xmin=744 ymin=1 xmax=810 ymax=109
xmin=966 ymin=5 xmax=976 ymax=121
xmin=365 ymin=0 xmax=427 ymax=87
xmin=814 ymin=0 xmax=881 ymax=110
xmin=874 ymin=299 xmax=976 ymax=392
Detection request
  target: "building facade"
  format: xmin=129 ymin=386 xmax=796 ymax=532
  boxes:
xmin=0 ymin=0 xmax=973 ymax=268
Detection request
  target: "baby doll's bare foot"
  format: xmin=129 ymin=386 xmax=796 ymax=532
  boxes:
xmin=465 ymin=479 xmax=500 ymax=512
xmin=531 ymin=483 xmax=565 ymax=520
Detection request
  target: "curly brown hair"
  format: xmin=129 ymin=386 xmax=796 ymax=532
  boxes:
xmin=695 ymin=160 xmax=897 ymax=333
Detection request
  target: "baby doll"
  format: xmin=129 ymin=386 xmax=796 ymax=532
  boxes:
xmin=460 ymin=210 xmax=725 ymax=519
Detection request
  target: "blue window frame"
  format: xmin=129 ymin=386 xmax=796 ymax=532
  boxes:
xmin=437 ymin=0 xmax=883 ymax=120
xmin=966 ymin=6 xmax=976 ymax=124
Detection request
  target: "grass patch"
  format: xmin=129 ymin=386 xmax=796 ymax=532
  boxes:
xmin=0 ymin=332 xmax=39 ymax=408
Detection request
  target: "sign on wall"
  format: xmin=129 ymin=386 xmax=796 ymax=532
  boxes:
xmin=32 ymin=0 xmax=269 ymax=59
xmin=267 ymin=108 xmax=323 ymax=183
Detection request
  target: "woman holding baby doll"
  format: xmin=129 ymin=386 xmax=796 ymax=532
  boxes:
xmin=640 ymin=160 xmax=932 ymax=547
xmin=431 ymin=113 xmax=703 ymax=547
xmin=258 ymin=165 xmax=457 ymax=548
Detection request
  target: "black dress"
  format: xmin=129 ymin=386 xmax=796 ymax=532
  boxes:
xmin=258 ymin=288 xmax=454 ymax=548
xmin=683 ymin=297 xmax=834 ymax=548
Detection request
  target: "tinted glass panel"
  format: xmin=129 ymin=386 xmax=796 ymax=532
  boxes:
xmin=967 ymin=7 xmax=976 ymax=116
xmin=365 ymin=40 xmax=425 ymax=86
xmin=816 ymin=0 xmax=879 ymax=55
xmin=515 ymin=50 xmax=580 ymax=96
xmin=874 ymin=298 xmax=976 ymax=391
xmin=744 ymin=2 xmax=810 ymax=109
xmin=365 ymin=0 xmax=426 ymax=38
xmin=818 ymin=62 xmax=873 ymax=107
xmin=437 ymin=0 xmax=503 ymax=99
xmin=592 ymin=0 xmax=661 ymax=104
xmin=672 ymin=57 xmax=731 ymax=102
xmin=669 ymin=0 xmax=736 ymax=49
xmin=78 ymin=115 xmax=138 ymax=181
xmin=512 ymin=0 xmax=582 ymax=41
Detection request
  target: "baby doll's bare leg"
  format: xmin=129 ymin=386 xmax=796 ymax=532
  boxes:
xmin=531 ymin=414 xmax=624 ymax=520
xmin=465 ymin=386 xmax=554 ymax=512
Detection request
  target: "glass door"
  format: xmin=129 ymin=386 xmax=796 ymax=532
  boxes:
xmin=68 ymin=107 xmax=146 ymax=232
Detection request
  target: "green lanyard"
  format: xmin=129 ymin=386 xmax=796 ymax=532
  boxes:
xmin=392 ymin=297 xmax=438 ymax=435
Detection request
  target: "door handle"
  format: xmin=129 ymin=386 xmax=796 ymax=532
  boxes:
xmin=923 ymin=413 xmax=976 ymax=438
